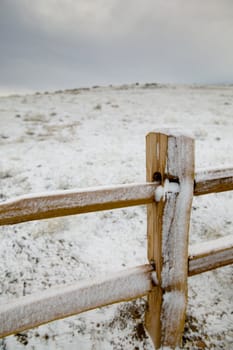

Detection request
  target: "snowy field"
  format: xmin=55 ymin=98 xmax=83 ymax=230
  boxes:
xmin=0 ymin=84 xmax=232 ymax=349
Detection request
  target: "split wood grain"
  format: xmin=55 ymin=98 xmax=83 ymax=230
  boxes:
xmin=145 ymin=130 xmax=195 ymax=349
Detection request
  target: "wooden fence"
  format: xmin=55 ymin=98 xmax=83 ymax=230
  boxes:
xmin=0 ymin=129 xmax=232 ymax=349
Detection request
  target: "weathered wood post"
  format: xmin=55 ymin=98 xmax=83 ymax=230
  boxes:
xmin=145 ymin=130 xmax=195 ymax=349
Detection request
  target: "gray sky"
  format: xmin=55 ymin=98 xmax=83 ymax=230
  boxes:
xmin=1 ymin=0 xmax=233 ymax=93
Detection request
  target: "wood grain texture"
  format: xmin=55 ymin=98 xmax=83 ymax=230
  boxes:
xmin=194 ymin=167 xmax=233 ymax=195
xmin=0 ymin=183 xmax=158 ymax=226
xmin=145 ymin=130 xmax=195 ymax=349
xmin=0 ymin=265 xmax=153 ymax=338
xmin=145 ymin=132 xmax=168 ymax=349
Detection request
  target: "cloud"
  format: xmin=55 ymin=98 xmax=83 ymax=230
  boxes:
xmin=0 ymin=0 xmax=233 ymax=91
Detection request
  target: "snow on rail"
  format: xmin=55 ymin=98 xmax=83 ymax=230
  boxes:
xmin=0 ymin=264 xmax=153 ymax=338
xmin=194 ymin=166 xmax=233 ymax=195
xmin=188 ymin=235 xmax=233 ymax=275
xmin=0 ymin=182 xmax=158 ymax=225
xmin=0 ymin=166 xmax=232 ymax=226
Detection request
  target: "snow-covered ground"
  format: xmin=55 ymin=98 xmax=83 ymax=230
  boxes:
xmin=0 ymin=83 xmax=232 ymax=349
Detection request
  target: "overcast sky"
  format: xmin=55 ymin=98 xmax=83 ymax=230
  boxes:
xmin=1 ymin=0 xmax=233 ymax=93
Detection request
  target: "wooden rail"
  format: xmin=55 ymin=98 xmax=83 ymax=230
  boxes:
xmin=0 ymin=129 xmax=232 ymax=349
xmin=1 ymin=237 xmax=232 ymax=338
xmin=188 ymin=235 xmax=233 ymax=275
xmin=0 ymin=183 xmax=158 ymax=226
xmin=194 ymin=166 xmax=233 ymax=195
xmin=0 ymin=265 xmax=153 ymax=338
xmin=0 ymin=167 xmax=232 ymax=226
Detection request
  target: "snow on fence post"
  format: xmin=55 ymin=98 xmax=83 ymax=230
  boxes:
xmin=145 ymin=130 xmax=195 ymax=349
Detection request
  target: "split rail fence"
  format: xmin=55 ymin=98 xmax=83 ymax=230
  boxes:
xmin=0 ymin=129 xmax=233 ymax=349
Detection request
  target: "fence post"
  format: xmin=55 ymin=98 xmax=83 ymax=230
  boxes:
xmin=145 ymin=130 xmax=195 ymax=349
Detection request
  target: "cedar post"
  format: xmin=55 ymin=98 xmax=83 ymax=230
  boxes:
xmin=145 ymin=130 xmax=194 ymax=349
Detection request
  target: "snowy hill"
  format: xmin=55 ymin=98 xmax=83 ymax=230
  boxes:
xmin=0 ymin=83 xmax=232 ymax=349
